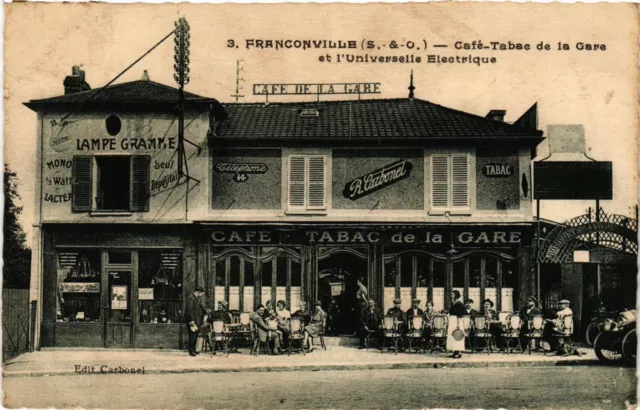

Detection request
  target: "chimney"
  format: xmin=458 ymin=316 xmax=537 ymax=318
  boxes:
xmin=141 ymin=70 xmax=150 ymax=81
xmin=486 ymin=109 xmax=506 ymax=122
xmin=63 ymin=66 xmax=91 ymax=95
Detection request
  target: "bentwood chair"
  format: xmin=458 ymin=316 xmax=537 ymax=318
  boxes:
xmin=472 ymin=315 xmax=493 ymax=354
xmin=310 ymin=320 xmax=327 ymax=351
xmin=429 ymin=315 xmax=448 ymax=354
xmin=525 ymin=314 xmax=545 ymax=354
xmin=501 ymin=314 xmax=523 ymax=354
xmin=249 ymin=320 xmax=271 ymax=356
xmin=407 ymin=315 xmax=425 ymax=353
xmin=381 ymin=315 xmax=402 ymax=355
xmin=288 ymin=317 xmax=306 ymax=356
xmin=460 ymin=315 xmax=473 ymax=353
xmin=211 ymin=320 xmax=230 ymax=357
xmin=546 ymin=315 xmax=575 ymax=356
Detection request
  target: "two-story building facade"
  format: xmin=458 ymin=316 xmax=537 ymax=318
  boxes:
xmin=27 ymin=68 xmax=544 ymax=349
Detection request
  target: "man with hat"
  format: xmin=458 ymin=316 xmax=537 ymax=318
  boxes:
xmin=519 ymin=295 xmax=542 ymax=349
xmin=544 ymin=299 xmax=573 ymax=354
xmin=406 ymin=298 xmax=424 ymax=320
xmin=387 ymin=298 xmax=406 ymax=324
xmin=184 ymin=286 xmax=209 ymax=356
xmin=212 ymin=300 xmax=233 ymax=324
xmin=387 ymin=298 xmax=407 ymax=345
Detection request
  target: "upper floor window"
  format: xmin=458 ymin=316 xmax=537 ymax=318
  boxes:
xmin=431 ymin=153 xmax=470 ymax=209
xmin=287 ymin=154 xmax=327 ymax=212
xmin=72 ymin=155 xmax=150 ymax=213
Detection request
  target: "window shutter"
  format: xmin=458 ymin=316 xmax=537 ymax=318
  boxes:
xmin=307 ymin=156 xmax=326 ymax=209
xmin=130 ymin=155 xmax=150 ymax=212
xmin=431 ymin=156 xmax=449 ymax=208
xmin=288 ymin=156 xmax=306 ymax=208
xmin=72 ymin=156 xmax=92 ymax=212
xmin=451 ymin=155 xmax=469 ymax=207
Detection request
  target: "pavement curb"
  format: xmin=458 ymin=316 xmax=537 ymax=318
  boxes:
xmin=3 ymin=358 xmax=602 ymax=378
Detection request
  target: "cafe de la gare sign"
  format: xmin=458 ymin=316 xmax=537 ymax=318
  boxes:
xmin=210 ymin=226 xmax=529 ymax=246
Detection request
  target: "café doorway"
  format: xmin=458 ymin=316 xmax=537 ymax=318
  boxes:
xmin=317 ymin=247 xmax=369 ymax=335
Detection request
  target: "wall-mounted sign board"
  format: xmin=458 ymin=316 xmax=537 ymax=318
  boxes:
xmin=533 ymin=161 xmax=612 ymax=200
xmin=253 ymin=83 xmax=381 ymax=95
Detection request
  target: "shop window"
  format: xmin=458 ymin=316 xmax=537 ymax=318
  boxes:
xmin=262 ymin=260 xmax=273 ymax=286
xmin=453 ymin=261 xmax=465 ymax=287
xmin=229 ymin=256 xmax=240 ymax=286
xmin=286 ymin=155 xmax=327 ymax=212
xmin=244 ymin=262 xmax=255 ymax=286
xmin=416 ymin=256 xmax=429 ymax=287
xmin=470 ymin=255 xmax=482 ymax=287
xmin=432 ymin=261 xmax=445 ymax=287
xmin=72 ymin=155 xmax=150 ymax=213
xmin=400 ymin=255 xmax=413 ymax=287
xmin=485 ymin=257 xmax=498 ymax=287
xmin=384 ymin=261 xmax=396 ymax=287
xmin=276 ymin=256 xmax=287 ymax=286
xmin=138 ymin=250 xmax=183 ymax=324
xmin=503 ymin=261 xmax=517 ymax=288
xmin=215 ymin=259 xmax=225 ymax=286
xmin=56 ymin=249 xmax=102 ymax=322
xmin=430 ymin=153 xmax=470 ymax=210
xmin=291 ymin=261 xmax=301 ymax=287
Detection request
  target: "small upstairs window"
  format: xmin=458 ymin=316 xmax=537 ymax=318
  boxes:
xmin=300 ymin=108 xmax=320 ymax=118
xmin=72 ymin=155 xmax=150 ymax=213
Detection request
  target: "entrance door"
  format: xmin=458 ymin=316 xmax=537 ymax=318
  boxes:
xmin=317 ymin=247 xmax=368 ymax=335
xmin=106 ymin=270 xmax=133 ymax=347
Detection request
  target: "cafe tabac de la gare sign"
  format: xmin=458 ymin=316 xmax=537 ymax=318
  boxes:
xmin=210 ymin=227 xmax=528 ymax=246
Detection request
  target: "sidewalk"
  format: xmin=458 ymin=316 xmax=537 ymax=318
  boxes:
xmin=3 ymin=339 xmax=599 ymax=378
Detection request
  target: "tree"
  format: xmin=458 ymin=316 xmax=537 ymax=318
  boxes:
xmin=3 ymin=165 xmax=31 ymax=288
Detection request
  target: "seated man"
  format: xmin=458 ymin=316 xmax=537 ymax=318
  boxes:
xmin=251 ymin=305 xmax=282 ymax=355
xmin=359 ymin=299 xmax=382 ymax=349
xmin=211 ymin=300 xmax=234 ymax=325
xmin=292 ymin=301 xmax=312 ymax=326
xmin=387 ymin=298 xmax=406 ymax=327
xmin=464 ymin=299 xmax=479 ymax=318
xmin=543 ymin=299 xmax=573 ymax=354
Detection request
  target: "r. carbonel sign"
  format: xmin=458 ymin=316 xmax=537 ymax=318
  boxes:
xmin=343 ymin=160 xmax=413 ymax=200
xmin=253 ymin=82 xmax=381 ymax=95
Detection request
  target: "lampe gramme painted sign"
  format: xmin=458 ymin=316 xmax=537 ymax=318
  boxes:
xmin=253 ymin=82 xmax=381 ymax=95
xmin=210 ymin=227 xmax=526 ymax=246
xmin=343 ymin=160 xmax=413 ymax=200
xmin=214 ymin=163 xmax=268 ymax=182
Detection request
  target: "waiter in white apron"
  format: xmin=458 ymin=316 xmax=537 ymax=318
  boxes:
xmin=447 ymin=290 xmax=467 ymax=358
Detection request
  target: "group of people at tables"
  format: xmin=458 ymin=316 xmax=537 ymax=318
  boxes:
xmin=358 ymin=290 xmax=574 ymax=358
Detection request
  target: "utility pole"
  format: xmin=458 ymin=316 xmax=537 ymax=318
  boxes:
xmin=230 ymin=59 xmax=245 ymax=102
xmin=174 ymin=17 xmax=190 ymax=180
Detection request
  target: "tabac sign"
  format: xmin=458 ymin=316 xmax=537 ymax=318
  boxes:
xmin=343 ymin=160 xmax=413 ymax=200
xmin=210 ymin=226 xmax=529 ymax=246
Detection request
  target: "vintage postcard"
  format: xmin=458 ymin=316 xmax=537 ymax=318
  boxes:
xmin=2 ymin=3 xmax=638 ymax=409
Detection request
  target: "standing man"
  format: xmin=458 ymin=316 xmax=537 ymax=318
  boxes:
xmin=184 ymin=286 xmax=208 ymax=357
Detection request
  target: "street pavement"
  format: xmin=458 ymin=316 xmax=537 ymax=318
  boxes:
xmin=3 ymin=366 xmax=637 ymax=409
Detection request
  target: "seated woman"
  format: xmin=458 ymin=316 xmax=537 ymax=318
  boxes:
xmin=275 ymin=300 xmax=292 ymax=347
xmin=304 ymin=301 xmax=327 ymax=352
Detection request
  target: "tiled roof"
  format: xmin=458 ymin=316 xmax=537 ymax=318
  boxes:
xmin=25 ymin=80 xmax=225 ymax=116
xmin=215 ymin=99 xmax=543 ymax=140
